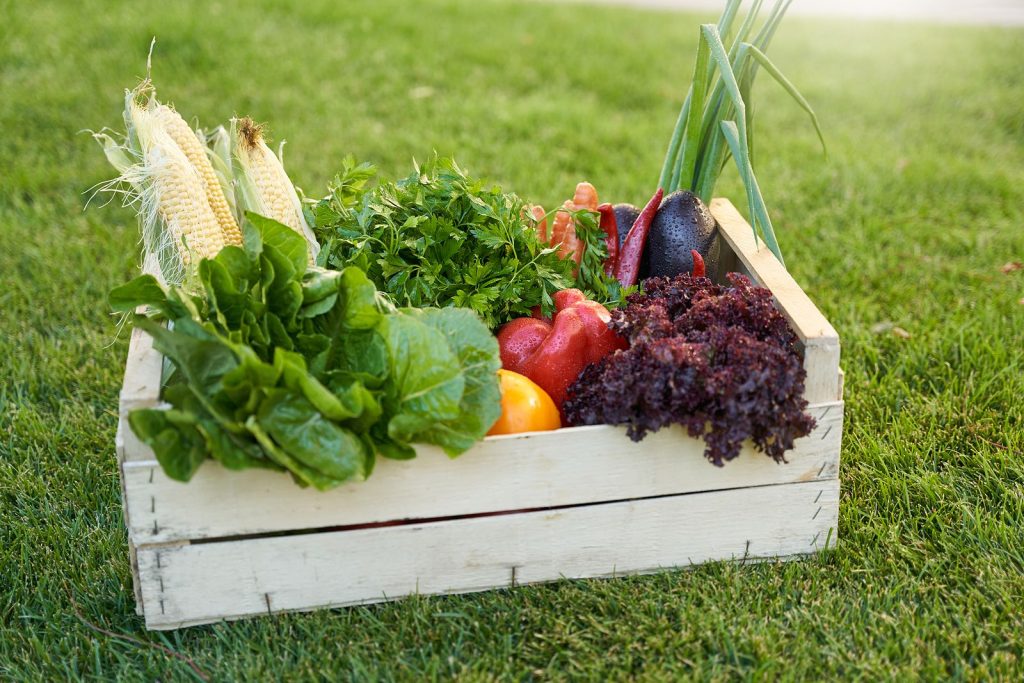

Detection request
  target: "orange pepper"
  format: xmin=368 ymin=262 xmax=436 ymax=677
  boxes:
xmin=486 ymin=369 xmax=561 ymax=435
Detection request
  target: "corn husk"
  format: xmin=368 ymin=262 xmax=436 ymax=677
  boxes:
xmin=230 ymin=116 xmax=319 ymax=261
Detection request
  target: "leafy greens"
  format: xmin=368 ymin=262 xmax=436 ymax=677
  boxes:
xmin=564 ymin=272 xmax=816 ymax=465
xmin=111 ymin=214 xmax=502 ymax=489
xmin=310 ymin=156 xmax=623 ymax=328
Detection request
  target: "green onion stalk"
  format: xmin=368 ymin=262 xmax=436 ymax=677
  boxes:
xmin=657 ymin=0 xmax=826 ymax=266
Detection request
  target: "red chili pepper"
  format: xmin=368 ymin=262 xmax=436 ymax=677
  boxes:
xmin=614 ymin=187 xmax=664 ymax=287
xmin=497 ymin=289 xmax=627 ymax=418
xmin=597 ymin=203 xmax=619 ymax=278
xmin=691 ymin=249 xmax=706 ymax=278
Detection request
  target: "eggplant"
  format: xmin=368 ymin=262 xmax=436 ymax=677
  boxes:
xmin=612 ymin=203 xmax=640 ymax=251
xmin=643 ymin=190 xmax=720 ymax=280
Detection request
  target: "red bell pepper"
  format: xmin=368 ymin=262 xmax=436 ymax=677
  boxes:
xmin=497 ymin=316 xmax=551 ymax=370
xmin=614 ymin=187 xmax=663 ymax=287
xmin=497 ymin=289 xmax=627 ymax=416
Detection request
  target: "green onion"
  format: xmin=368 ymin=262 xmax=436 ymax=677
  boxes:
xmin=657 ymin=0 xmax=825 ymax=265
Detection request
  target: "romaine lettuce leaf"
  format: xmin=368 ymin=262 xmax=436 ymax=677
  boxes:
xmin=115 ymin=216 xmax=502 ymax=489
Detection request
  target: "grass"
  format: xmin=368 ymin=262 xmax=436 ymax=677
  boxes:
xmin=2 ymin=0 xmax=1023 ymax=679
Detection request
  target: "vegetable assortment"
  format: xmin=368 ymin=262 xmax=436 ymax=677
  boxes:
xmin=110 ymin=217 xmax=500 ymax=488
xmin=97 ymin=0 xmax=824 ymax=489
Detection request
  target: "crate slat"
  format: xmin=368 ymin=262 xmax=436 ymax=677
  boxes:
xmin=137 ymin=478 xmax=839 ymax=630
xmin=115 ymin=418 xmax=145 ymax=615
xmin=122 ymin=401 xmax=842 ymax=545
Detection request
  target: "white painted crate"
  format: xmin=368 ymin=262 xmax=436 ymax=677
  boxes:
xmin=115 ymin=198 xmax=843 ymax=630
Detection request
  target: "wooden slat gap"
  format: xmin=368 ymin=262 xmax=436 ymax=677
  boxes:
xmin=133 ymin=472 xmax=839 ymax=551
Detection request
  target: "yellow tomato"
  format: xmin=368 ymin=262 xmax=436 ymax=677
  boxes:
xmin=487 ymin=369 xmax=561 ymax=436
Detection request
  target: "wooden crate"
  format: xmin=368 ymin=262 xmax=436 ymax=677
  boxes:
xmin=115 ymin=198 xmax=843 ymax=630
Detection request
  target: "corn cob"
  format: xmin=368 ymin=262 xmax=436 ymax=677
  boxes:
xmin=202 ymin=125 xmax=239 ymax=225
xmin=153 ymin=104 xmax=243 ymax=246
xmin=130 ymin=99 xmax=226 ymax=267
xmin=232 ymin=117 xmax=319 ymax=260
xmin=93 ymin=79 xmax=316 ymax=283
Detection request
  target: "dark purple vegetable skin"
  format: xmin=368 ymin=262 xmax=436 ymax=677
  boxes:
xmin=643 ymin=190 xmax=720 ymax=281
xmin=612 ymin=203 xmax=640 ymax=251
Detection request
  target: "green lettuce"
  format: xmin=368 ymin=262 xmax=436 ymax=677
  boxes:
xmin=111 ymin=214 xmax=501 ymax=490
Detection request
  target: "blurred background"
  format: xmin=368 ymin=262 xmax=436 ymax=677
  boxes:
xmin=580 ymin=0 xmax=1024 ymax=25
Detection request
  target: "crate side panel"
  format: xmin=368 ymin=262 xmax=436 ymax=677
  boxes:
xmin=120 ymin=325 xmax=162 ymax=409
xmin=804 ymin=342 xmax=843 ymax=403
xmin=138 ymin=478 xmax=838 ymax=629
xmin=714 ymin=230 xmax=740 ymax=285
xmin=115 ymin=419 xmax=145 ymax=615
xmin=119 ymin=323 xmax=164 ymax=464
xmin=124 ymin=402 xmax=842 ymax=545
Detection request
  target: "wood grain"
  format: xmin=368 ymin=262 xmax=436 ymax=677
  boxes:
xmin=137 ymin=478 xmax=840 ymax=629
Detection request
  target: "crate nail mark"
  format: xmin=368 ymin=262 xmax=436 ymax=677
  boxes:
xmin=156 ymin=553 xmax=162 ymax=569
xmin=150 ymin=497 xmax=155 ymax=514
xmin=264 ymin=593 xmax=272 ymax=616
xmin=510 ymin=566 xmax=518 ymax=588
xmin=810 ymin=531 xmax=821 ymax=547
xmin=812 ymin=506 xmax=822 ymax=520
xmin=160 ymin=599 xmax=165 ymax=615
xmin=820 ymin=425 xmax=832 ymax=441
xmin=814 ymin=489 xmax=823 ymax=503
xmin=159 ymin=577 xmax=164 ymax=592
xmin=817 ymin=462 xmax=827 ymax=478
xmin=148 ymin=468 xmax=154 ymax=484
xmin=819 ymin=405 xmax=832 ymax=420
xmin=152 ymin=520 xmax=159 ymax=535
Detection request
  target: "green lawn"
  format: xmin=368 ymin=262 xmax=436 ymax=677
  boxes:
xmin=3 ymin=0 xmax=1023 ymax=679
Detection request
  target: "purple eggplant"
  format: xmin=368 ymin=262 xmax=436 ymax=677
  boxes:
xmin=643 ymin=190 xmax=720 ymax=280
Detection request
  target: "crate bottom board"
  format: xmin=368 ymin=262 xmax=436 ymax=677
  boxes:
xmin=136 ymin=478 xmax=839 ymax=629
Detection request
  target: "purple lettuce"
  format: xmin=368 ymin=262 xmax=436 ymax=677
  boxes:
xmin=564 ymin=273 xmax=816 ymax=466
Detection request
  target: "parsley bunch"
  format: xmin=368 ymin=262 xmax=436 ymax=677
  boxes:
xmin=311 ymin=156 xmax=620 ymax=328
